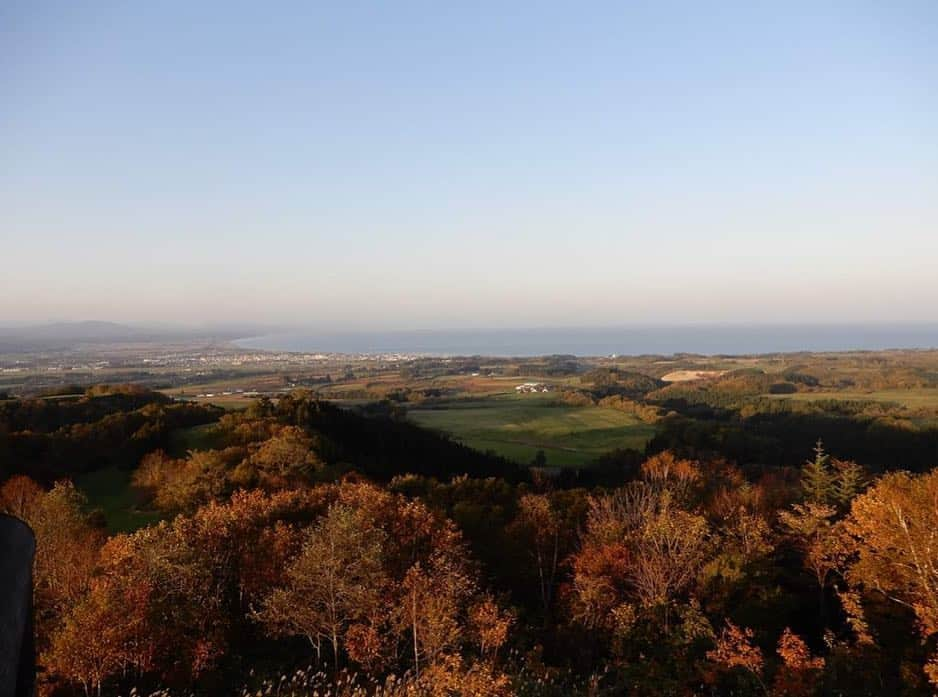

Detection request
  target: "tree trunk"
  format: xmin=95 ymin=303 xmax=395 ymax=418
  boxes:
xmin=818 ymin=580 xmax=827 ymax=629
xmin=412 ymin=592 xmax=420 ymax=678
xmin=332 ymin=627 xmax=340 ymax=674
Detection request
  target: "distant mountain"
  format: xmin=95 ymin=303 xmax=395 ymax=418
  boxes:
xmin=0 ymin=321 xmax=145 ymax=342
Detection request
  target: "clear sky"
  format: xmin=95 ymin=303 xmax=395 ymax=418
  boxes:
xmin=2 ymin=1 xmax=936 ymax=329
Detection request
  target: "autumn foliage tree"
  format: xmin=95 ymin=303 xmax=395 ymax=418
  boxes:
xmin=508 ymin=491 xmax=585 ymax=621
xmin=257 ymin=503 xmax=387 ymax=668
xmin=45 ymin=487 xmax=334 ymax=691
xmin=772 ymin=628 xmax=824 ymax=697
xmin=640 ymin=450 xmax=701 ymax=503
xmin=467 ymin=595 xmax=514 ymax=660
xmin=779 ymin=501 xmax=846 ymax=620
xmin=570 ymin=479 xmax=711 ymax=635
xmin=707 ymin=621 xmax=766 ymax=694
xmin=243 ymin=425 xmax=323 ymax=489
xmin=44 ymin=557 xmax=154 ymax=697
xmin=396 ymin=549 xmax=476 ymax=676
xmin=841 ymin=469 xmax=938 ymax=688
xmin=0 ymin=473 xmax=43 ymax=520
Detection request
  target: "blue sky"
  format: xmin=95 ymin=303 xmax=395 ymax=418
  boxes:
xmin=2 ymin=1 xmax=936 ymax=328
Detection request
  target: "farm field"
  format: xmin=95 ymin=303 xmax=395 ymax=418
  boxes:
xmin=661 ymin=369 xmax=727 ymax=382
xmin=408 ymin=392 xmax=655 ymax=467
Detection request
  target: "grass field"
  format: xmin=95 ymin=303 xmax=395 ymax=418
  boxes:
xmin=77 ymin=423 xmax=222 ymax=532
xmin=76 ymin=466 xmax=161 ymax=533
xmin=408 ymin=392 xmax=655 ymax=467
xmin=166 ymin=422 xmax=223 ymax=457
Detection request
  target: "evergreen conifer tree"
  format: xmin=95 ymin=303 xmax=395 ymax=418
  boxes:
xmin=802 ymin=439 xmax=833 ymax=504
xmin=832 ymin=458 xmax=866 ymax=509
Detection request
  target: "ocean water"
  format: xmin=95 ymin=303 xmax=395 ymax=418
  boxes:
xmin=233 ymin=324 xmax=938 ymax=357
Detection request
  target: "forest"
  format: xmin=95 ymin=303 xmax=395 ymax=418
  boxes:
xmin=3 ymin=372 xmax=938 ymax=696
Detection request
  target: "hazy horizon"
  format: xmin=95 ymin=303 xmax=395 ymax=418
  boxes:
xmin=6 ymin=319 xmax=938 ymax=357
xmin=4 ymin=1 xmax=937 ymax=327
xmin=4 ymin=318 xmax=938 ymax=333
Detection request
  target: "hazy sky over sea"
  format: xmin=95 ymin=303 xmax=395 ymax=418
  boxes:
xmin=2 ymin=1 xmax=936 ymax=329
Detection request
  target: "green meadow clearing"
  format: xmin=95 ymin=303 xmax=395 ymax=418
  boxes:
xmin=76 ymin=466 xmax=161 ymax=533
xmin=166 ymin=422 xmax=223 ymax=457
xmin=408 ymin=392 xmax=655 ymax=468
xmin=77 ymin=424 xmax=221 ymax=532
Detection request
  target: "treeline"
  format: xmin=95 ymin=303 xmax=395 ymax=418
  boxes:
xmin=0 ymin=388 xmax=524 ymax=494
xmin=649 ymin=401 xmax=938 ymax=473
xmin=551 ymin=369 xmax=666 ymax=423
xmin=0 ymin=386 xmax=220 ymax=483
xmin=646 ymin=369 xmax=810 ymax=408
xmin=582 ymin=367 xmax=665 ymax=397
xmin=0 ymin=384 xmax=170 ymax=433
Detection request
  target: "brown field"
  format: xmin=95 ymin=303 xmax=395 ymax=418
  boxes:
xmin=660 ymin=369 xmax=727 ymax=383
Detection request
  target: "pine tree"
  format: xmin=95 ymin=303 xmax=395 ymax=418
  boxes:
xmin=832 ymin=459 xmax=866 ymax=509
xmin=801 ymin=440 xmax=834 ymax=504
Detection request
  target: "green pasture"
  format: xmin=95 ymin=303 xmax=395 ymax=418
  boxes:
xmin=408 ymin=392 xmax=655 ymax=468
xmin=76 ymin=466 xmax=161 ymax=533
xmin=167 ymin=422 xmax=223 ymax=456
xmin=76 ymin=423 xmax=222 ymax=532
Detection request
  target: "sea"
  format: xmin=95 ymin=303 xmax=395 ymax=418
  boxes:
xmin=233 ymin=324 xmax=938 ymax=358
